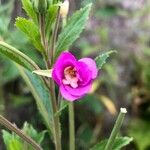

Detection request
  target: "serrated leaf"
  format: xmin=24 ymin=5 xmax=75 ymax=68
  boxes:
xmin=22 ymin=122 xmax=46 ymax=145
xmin=15 ymin=17 xmax=44 ymax=52
xmin=21 ymin=0 xmax=38 ymax=24
xmin=33 ymin=69 xmax=52 ymax=77
xmin=17 ymin=66 xmax=53 ymax=133
xmin=55 ymin=3 xmax=92 ymax=58
xmin=95 ymin=50 xmax=117 ymax=69
xmin=0 ymin=41 xmax=39 ymax=71
xmin=90 ymin=137 xmax=133 ymax=150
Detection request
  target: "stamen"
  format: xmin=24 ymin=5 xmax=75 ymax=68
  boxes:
xmin=63 ymin=66 xmax=78 ymax=88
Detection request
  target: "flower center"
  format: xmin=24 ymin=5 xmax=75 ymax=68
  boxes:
xmin=62 ymin=66 xmax=78 ymax=88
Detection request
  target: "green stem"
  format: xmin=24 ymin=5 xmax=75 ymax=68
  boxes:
xmin=38 ymin=6 xmax=62 ymax=150
xmin=104 ymin=108 xmax=127 ymax=150
xmin=69 ymin=102 xmax=75 ymax=150
xmin=0 ymin=115 xmax=42 ymax=150
xmin=39 ymin=4 xmax=61 ymax=150
xmin=50 ymin=79 xmax=62 ymax=150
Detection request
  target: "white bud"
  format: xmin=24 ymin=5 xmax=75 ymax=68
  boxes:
xmin=60 ymin=0 xmax=69 ymax=18
xmin=120 ymin=108 xmax=127 ymax=113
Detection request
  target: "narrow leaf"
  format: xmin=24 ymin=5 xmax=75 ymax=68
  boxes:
xmin=33 ymin=69 xmax=52 ymax=78
xmin=0 ymin=41 xmax=39 ymax=71
xmin=15 ymin=17 xmax=44 ymax=52
xmin=55 ymin=100 xmax=69 ymax=116
xmin=90 ymin=137 xmax=133 ymax=150
xmin=45 ymin=5 xmax=58 ymax=38
xmin=55 ymin=3 xmax=92 ymax=58
xmin=17 ymin=66 xmax=53 ymax=133
xmin=95 ymin=50 xmax=117 ymax=69
xmin=21 ymin=0 xmax=38 ymax=24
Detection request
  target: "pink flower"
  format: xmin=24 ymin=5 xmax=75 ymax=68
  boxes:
xmin=52 ymin=52 xmax=98 ymax=101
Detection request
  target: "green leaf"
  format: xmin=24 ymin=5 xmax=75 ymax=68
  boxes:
xmin=2 ymin=122 xmax=46 ymax=150
xmin=78 ymin=94 xmax=103 ymax=115
xmin=2 ymin=130 xmax=13 ymax=148
xmin=17 ymin=66 xmax=53 ymax=133
xmin=2 ymin=130 xmax=23 ymax=150
xmin=0 ymin=0 xmax=14 ymax=35
xmin=0 ymin=41 xmax=39 ymax=71
xmin=55 ymin=100 xmax=69 ymax=116
xmin=0 ymin=57 xmax=19 ymax=84
xmin=55 ymin=3 xmax=92 ymax=58
xmin=90 ymin=137 xmax=133 ymax=150
xmin=21 ymin=0 xmax=38 ymax=24
xmin=95 ymin=50 xmax=117 ymax=69
xmin=22 ymin=122 xmax=46 ymax=145
xmin=128 ymin=119 xmax=150 ymax=150
xmin=15 ymin=17 xmax=44 ymax=52
xmin=45 ymin=5 xmax=58 ymax=39
xmin=33 ymin=69 xmax=52 ymax=77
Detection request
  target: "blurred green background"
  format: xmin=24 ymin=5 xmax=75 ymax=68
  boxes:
xmin=0 ymin=0 xmax=150 ymax=149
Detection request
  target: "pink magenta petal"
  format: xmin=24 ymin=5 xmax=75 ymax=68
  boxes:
xmin=75 ymin=61 xmax=92 ymax=86
xmin=52 ymin=52 xmax=77 ymax=85
xmin=60 ymin=85 xmax=81 ymax=101
xmin=52 ymin=70 xmax=61 ymax=85
xmin=64 ymin=82 xmax=92 ymax=96
xmin=79 ymin=58 xmax=98 ymax=79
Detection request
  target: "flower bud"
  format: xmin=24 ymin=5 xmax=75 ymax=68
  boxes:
xmin=32 ymin=0 xmax=48 ymax=14
xmin=60 ymin=0 xmax=69 ymax=18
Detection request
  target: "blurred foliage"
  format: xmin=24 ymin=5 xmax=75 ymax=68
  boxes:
xmin=90 ymin=136 xmax=133 ymax=150
xmin=128 ymin=120 xmax=150 ymax=150
xmin=2 ymin=122 xmax=46 ymax=150
xmin=0 ymin=0 xmax=150 ymax=149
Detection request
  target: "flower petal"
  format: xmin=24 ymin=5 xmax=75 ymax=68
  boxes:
xmin=64 ymin=82 xmax=92 ymax=96
xmin=52 ymin=52 xmax=77 ymax=85
xmin=76 ymin=61 xmax=92 ymax=86
xmin=60 ymin=85 xmax=81 ymax=101
xmin=79 ymin=58 xmax=98 ymax=79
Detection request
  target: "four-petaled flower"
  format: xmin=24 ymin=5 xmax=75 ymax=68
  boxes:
xmin=52 ymin=52 xmax=98 ymax=101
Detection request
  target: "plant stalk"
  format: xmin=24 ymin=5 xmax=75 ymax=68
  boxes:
xmin=50 ymin=79 xmax=62 ymax=150
xmin=104 ymin=108 xmax=127 ymax=150
xmin=69 ymin=102 xmax=75 ymax=150
xmin=0 ymin=115 xmax=42 ymax=150
xmin=49 ymin=7 xmax=62 ymax=150
xmin=39 ymin=11 xmax=62 ymax=150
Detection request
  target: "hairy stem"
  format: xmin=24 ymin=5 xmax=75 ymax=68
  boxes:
xmin=49 ymin=7 xmax=62 ymax=150
xmin=0 ymin=115 xmax=42 ymax=150
xmin=39 ymin=11 xmax=62 ymax=150
xmin=69 ymin=102 xmax=75 ymax=150
xmin=104 ymin=108 xmax=127 ymax=150
xmin=50 ymin=79 xmax=62 ymax=150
